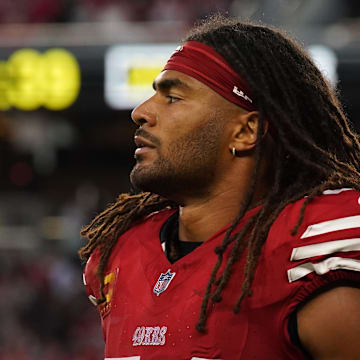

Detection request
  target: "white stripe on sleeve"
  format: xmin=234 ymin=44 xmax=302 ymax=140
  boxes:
xmin=322 ymin=188 xmax=352 ymax=195
xmin=161 ymin=241 xmax=166 ymax=252
xmin=300 ymin=215 xmax=360 ymax=239
xmin=287 ymin=257 xmax=360 ymax=283
xmin=89 ymin=295 xmax=98 ymax=306
xmin=105 ymin=357 xmax=140 ymax=360
xmin=291 ymin=238 xmax=360 ymax=261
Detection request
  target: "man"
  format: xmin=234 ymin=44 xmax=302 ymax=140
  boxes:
xmin=80 ymin=15 xmax=360 ymax=359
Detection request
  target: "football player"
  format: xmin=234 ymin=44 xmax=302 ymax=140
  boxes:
xmin=80 ymin=15 xmax=360 ymax=359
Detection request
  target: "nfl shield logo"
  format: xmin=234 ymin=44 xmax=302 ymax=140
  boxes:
xmin=153 ymin=269 xmax=176 ymax=296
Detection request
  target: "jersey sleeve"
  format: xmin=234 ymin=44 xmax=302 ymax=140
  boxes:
xmin=270 ymin=189 xmax=360 ymax=358
xmin=83 ymin=250 xmax=101 ymax=307
xmin=286 ymin=189 xmax=360 ymax=305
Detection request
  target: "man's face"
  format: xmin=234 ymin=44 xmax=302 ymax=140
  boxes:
xmin=130 ymin=70 xmax=231 ymax=202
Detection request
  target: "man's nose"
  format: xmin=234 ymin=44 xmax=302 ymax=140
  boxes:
xmin=131 ymin=98 xmax=156 ymax=127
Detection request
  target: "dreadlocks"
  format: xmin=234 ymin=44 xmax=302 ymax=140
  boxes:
xmin=79 ymin=15 xmax=360 ymax=333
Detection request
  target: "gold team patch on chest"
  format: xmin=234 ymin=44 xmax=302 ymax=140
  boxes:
xmin=153 ymin=269 xmax=176 ymax=296
xmin=98 ymin=268 xmax=118 ymax=317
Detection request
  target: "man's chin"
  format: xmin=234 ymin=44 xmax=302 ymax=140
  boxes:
xmin=130 ymin=169 xmax=173 ymax=198
xmin=130 ymin=166 xmax=156 ymax=193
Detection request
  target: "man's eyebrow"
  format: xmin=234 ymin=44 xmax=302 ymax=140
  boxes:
xmin=152 ymin=78 xmax=190 ymax=92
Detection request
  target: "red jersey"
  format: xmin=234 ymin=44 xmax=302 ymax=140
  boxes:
xmin=83 ymin=188 xmax=360 ymax=359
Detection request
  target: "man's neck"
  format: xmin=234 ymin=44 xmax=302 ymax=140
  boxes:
xmin=174 ymin=139 xmax=273 ymax=243
xmin=177 ymin=185 xmax=258 ymax=243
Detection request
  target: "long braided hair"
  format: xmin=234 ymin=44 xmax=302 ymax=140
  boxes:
xmin=79 ymin=15 xmax=360 ymax=332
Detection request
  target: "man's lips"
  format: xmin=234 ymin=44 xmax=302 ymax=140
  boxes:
xmin=134 ymin=135 xmax=156 ymax=149
xmin=134 ymin=135 xmax=156 ymax=156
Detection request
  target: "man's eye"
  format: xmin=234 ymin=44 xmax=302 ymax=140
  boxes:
xmin=166 ymin=95 xmax=180 ymax=103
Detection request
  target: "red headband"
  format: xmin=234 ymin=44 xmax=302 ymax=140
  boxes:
xmin=163 ymin=41 xmax=256 ymax=112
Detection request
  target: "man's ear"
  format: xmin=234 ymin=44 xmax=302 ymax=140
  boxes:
xmin=230 ymin=111 xmax=268 ymax=153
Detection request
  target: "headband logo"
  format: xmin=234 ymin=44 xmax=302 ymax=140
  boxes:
xmin=170 ymin=45 xmax=183 ymax=57
xmin=233 ymin=86 xmax=253 ymax=103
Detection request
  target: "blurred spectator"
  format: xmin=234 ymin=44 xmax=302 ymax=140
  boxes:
xmin=0 ymin=251 xmax=104 ymax=359
xmin=0 ymin=0 xmax=233 ymax=24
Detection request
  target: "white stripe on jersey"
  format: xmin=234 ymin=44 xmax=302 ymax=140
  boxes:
xmin=105 ymin=357 xmax=220 ymax=360
xmin=161 ymin=241 xmax=166 ymax=252
xmin=89 ymin=295 xmax=98 ymax=306
xmin=105 ymin=357 xmax=140 ymax=359
xmin=300 ymin=215 xmax=360 ymax=239
xmin=287 ymin=257 xmax=360 ymax=283
xmin=322 ymin=188 xmax=352 ymax=195
xmin=290 ymin=238 xmax=360 ymax=261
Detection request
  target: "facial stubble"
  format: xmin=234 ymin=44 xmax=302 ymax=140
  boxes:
xmin=130 ymin=114 xmax=226 ymax=201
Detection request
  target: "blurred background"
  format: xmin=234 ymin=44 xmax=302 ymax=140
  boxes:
xmin=0 ymin=0 xmax=360 ymax=359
